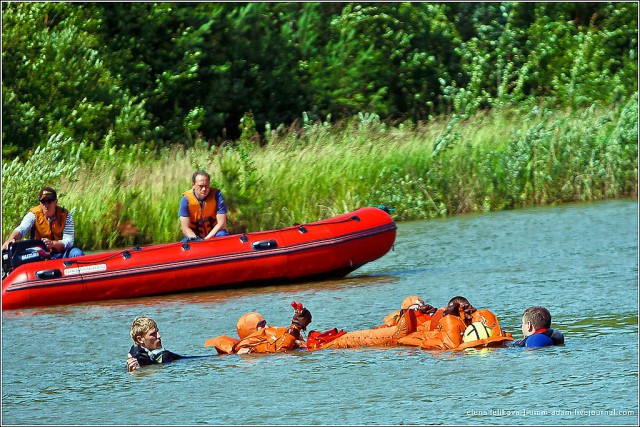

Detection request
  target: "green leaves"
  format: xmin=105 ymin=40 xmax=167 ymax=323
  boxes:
xmin=1 ymin=2 xmax=637 ymax=162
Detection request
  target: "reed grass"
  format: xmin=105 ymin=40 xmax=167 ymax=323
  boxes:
xmin=2 ymin=96 xmax=637 ymax=250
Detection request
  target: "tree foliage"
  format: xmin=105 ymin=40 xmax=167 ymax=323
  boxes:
xmin=2 ymin=2 xmax=637 ymax=158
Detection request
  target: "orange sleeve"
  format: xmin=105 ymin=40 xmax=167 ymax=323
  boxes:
xmin=203 ymin=335 xmax=240 ymax=354
xmin=322 ymin=310 xmax=417 ymax=349
xmin=419 ymin=314 xmax=466 ymax=350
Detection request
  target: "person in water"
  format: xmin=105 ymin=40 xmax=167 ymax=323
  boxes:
xmin=2 ymin=186 xmax=85 ymax=258
xmin=179 ymin=170 xmax=229 ymax=242
xmin=378 ymin=295 xmax=438 ymax=329
xmin=311 ymin=299 xmax=423 ymax=350
xmin=204 ymin=305 xmax=313 ymax=354
xmin=397 ymin=296 xmax=512 ymax=350
xmin=514 ymin=306 xmax=565 ymax=348
xmin=126 ymin=316 xmax=184 ymax=371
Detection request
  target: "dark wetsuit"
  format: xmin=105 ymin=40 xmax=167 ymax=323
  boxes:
xmin=128 ymin=345 xmax=184 ymax=366
xmin=514 ymin=328 xmax=565 ymax=348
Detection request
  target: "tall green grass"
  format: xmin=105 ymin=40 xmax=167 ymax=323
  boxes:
xmin=2 ymin=96 xmax=637 ymax=250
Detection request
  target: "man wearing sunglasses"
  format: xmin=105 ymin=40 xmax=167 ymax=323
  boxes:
xmin=204 ymin=306 xmax=313 ymax=354
xmin=2 ymin=186 xmax=84 ymax=258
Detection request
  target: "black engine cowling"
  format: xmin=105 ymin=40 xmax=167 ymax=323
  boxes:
xmin=2 ymin=239 xmax=51 ymax=276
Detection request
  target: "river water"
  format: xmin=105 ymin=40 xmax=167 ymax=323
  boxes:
xmin=2 ymin=199 xmax=638 ymax=425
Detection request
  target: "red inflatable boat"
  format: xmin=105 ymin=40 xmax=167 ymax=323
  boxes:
xmin=2 ymin=207 xmax=396 ymax=310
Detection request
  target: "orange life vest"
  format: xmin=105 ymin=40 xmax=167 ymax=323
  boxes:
xmin=471 ymin=309 xmax=504 ymax=337
xmin=419 ymin=314 xmax=467 ymax=350
xmin=233 ymin=326 xmax=301 ymax=354
xmin=397 ymin=308 xmax=466 ymax=349
xmin=29 ymin=205 xmax=68 ymax=241
xmin=183 ymin=189 xmax=219 ymax=238
xmin=204 ymin=326 xmax=300 ymax=354
xmin=398 ymin=307 xmax=514 ymax=350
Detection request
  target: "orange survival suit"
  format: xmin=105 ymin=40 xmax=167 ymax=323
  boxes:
xmin=397 ymin=304 xmax=513 ymax=350
xmin=312 ymin=308 xmax=419 ymax=350
xmin=204 ymin=309 xmax=311 ymax=354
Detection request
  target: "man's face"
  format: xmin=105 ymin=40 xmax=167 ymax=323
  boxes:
xmin=137 ymin=327 xmax=163 ymax=350
xmin=192 ymin=175 xmax=211 ymax=200
xmin=40 ymin=198 xmax=57 ymax=219
xmin=521 ymin=316 xmax=534 ymax=337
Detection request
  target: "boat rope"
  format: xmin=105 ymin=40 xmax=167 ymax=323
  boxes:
xmin=62 ymin=249 xmax=132 ymax=266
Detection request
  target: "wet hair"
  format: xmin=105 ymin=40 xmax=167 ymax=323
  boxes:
xmin=192 ymin=170 xmax=210 ymax=184
xmin=523 ymin=306 xmax=552 ymax=330
xmin=448 ymin=296 xmax=470 ymax=306
xmin=130 ymin=316 xmax=157 ymax=344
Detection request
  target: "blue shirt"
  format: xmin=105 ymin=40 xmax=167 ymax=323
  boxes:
xmin=178 ymin=189 xmax=227 ymax=218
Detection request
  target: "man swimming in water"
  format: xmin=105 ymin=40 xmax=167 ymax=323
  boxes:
xmin=126 ymin=316 xmax=184 ymax=371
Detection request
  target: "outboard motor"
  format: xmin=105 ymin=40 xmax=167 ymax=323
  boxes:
xmin=2 ymin=239 xmax=51 ymax=277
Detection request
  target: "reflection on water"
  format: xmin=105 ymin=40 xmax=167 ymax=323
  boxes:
xmin=2 ymin=199 xmax=638 ymax=425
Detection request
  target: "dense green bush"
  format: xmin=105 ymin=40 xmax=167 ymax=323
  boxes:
xmin=2 ymin=2 xmax=637 ymax=157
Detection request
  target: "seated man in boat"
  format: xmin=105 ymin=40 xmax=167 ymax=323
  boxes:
xmin=1 ymin=186 xmax=84 ymax=258
xmin=126 ymin=316 xmax=185 ymax=371
xmin=179 ymin=170 xmax=229 ymax=242
xmin=204 ymin=304 xmax=312 ymax=354
xmin=513 ymin=306 xmax=565 ymax=348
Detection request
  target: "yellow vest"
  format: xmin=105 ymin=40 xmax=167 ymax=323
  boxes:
xmin=29 ymin=205 xmax=68 ymax=241
xmin=182 ymin=189 xmax=219 ymax=238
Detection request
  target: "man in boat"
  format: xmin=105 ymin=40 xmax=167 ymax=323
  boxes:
xmin=126 ymin=316 xmax=185 ymax=371
xmin=513 ymin=306 xmax=565 ymax=348
xmin=204 ymin=304 xmax=313 ymax=354
xmin=397 ymin=296 xmax=513 ymax=350
xmin=179 ymin=170 xmax=229 ymax=242
xmin=1 ymin=186 xmax=84 ymax=258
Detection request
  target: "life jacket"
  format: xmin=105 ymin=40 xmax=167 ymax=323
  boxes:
xmin=29 ymin=206 xmax=68 ymax=251
xmin=516 ymin=328 xmax=564 ymax=348
xmin=459 ymin=309 xmax=514 ymax=349
xmin=233 ymin=326 xmax=300 ymax=354
xmin=396 ymin=307 xmax=455 ymax=347
xmin=425 ymin=308 xmax=446 ymax=331
xmin=128 ymin=344 xmax=183 ymax=365
xmin=182 ymin=189 xmax=219 ymax=238
xmin=471 ymin=309 xmax=507 ymax=338
xmin=307 ymin=328 xmax=347 ymax=350
xmin=420 ymin=313 xmax=467 ymax=350
xmin=424 ymin=305 xmax=466 ymax=331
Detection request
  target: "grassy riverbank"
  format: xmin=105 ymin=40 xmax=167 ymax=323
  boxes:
xmin=2 ymin=96 xmax=637 ymax=250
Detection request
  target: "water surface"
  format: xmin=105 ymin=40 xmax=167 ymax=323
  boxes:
xmin=2 ymin=199 xmax=638 ymax=425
